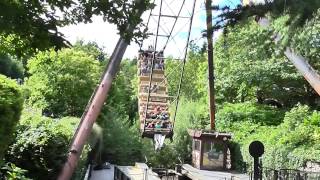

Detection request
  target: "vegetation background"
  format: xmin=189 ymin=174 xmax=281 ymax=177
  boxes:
xmin=0 ymin=0 xmax=319 ymax=179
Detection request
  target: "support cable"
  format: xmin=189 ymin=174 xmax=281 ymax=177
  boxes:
xmin=162 ymin=0 xmax=186 ymax=51
xmin=143 ymin=0 xmax=164 ymax=132
xmin=172 ymin=0 xmax=197 ymax=128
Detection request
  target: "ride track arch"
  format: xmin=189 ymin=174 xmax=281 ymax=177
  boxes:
xmin=136 ymin=0 xmax=197 ymax=148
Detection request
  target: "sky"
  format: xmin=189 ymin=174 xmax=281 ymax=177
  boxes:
xmin=59 ymin=0 xmax=241 ymax=59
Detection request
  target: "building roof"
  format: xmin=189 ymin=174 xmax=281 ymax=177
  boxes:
xmin=188 ymin=129 xmax=232 ymax=139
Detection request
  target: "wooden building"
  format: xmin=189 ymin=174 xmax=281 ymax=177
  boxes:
xmin=188 ymin=129 xmax=232 ymax=171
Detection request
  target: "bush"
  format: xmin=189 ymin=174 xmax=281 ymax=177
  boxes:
xmin=0 ymin=163 xmax=31 ymax=180
xmin=219 ymin=104 xmax=320 ymax=171
xmin=5 ymin=111 xmax=91 ymax=179
xmin=216 ymin=102 xmax=285 ymax=129
xmin=99 ymin=112 xmax=143 ymax=165
xmin=0 ymin=75 xmax=23 ymax=164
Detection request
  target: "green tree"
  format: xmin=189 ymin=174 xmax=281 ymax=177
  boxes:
xmin=1 ymin=163 xmax=31 ymax=180
xmin=106 ymin=59 xmax=138 ymax=123
xmin=0 ymin=34 xmax=32 ymax=58
xmin=26 ymin=48 xmax=101 ymax=117
xmin=214 ymin=18 xmax=319 ymax=108
xmin=166 ymin=46 xmax=208 ymax=101
xmin=73 ymin=40 xmax=106 ymax=62
xmin=0 ymin=0 xmax=153 ymax=54
xmin=98 ymin=112 xmax=144 ymax=165
xmin=213 ymin=0 xmax=320 ymax=46
xmin=0 ymin=54 xmax=24 ymax=79
xmin=216 ymin=102 xmax=284 ymax=129
xmin=0 ymin=75 xmax=23 ymax=164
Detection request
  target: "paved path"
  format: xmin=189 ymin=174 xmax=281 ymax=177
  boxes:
xmin=116 ymin=163 xmax=161 ymax=180
xmin=182 ymin=164 xmax=249 ymax=180
xmin=88 ymin=163 xmax=160 ymax=180
xmin=89 ymin=165 xmax=114 ymax=180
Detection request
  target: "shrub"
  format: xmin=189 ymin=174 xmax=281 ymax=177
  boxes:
xmin=216 ymin=102 xmax=284 ymax=129
xmin=0 ymin=163 xmax=31 ymax=180
xmin=99 ymin=112 xmax=143 ymax=165
xmin=0 ymin=75 xmax=23 ymax=164
xmin=5 ymin=112 xmax=91 ymax=179
xmin=223 ymin=104 xmax=320 ymax=171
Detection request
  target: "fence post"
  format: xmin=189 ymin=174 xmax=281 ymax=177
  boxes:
xmin=144 ymin=168 xmax=148 ymax=180
xmin=274 ymin=170 xmax=278 ymax=180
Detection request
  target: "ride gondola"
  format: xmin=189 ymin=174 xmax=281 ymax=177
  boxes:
xmin=137 ymin=49 xmax=173 ymax=140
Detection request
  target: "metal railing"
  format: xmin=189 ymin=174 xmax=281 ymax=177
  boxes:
xmin=249 ymin=167 xmax=320 ymax=180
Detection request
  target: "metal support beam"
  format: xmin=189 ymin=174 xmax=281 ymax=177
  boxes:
xmin=58 ymin=38 xmax=128 ymax=180
xmin=58 ymin=0 xmax=146 ymax=178
xmin=205 ymin=0 xmax=216 ymax=130
xmin=147 ymin=33 xmax=170 ymax=37
xmin=151 ymin=14 xmax=190 ymax=19
xmin=284 ymin=48 xmax=320 ymax=95
xmin=255 ymin=17 xmax=320 ymax=96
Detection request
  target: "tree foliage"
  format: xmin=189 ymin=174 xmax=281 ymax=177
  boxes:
xmin=216 ymin=102 xmax=284 ymax=129
xmin=0 ymin=34 xmax=32 ymax=58
xmin=0 ymin=1 xmax=319 ymax=175
xmin=0 ymin=54 xmax=24 ymax=79
xmin=158 ymin=9 xmax=320 ymax=170
xmin=214 ymin=17 xmax=320 ymax=108
xmin=234 ymin=105 xmax=319 ymax=170
xmin=98 ymin=113 xmax=144 ymax=165
xmin=0 ymin=75 xmax=23 ymax=164
xmin=0 ymin=0 xmax=153 ymax=54
xmin=26 ymin=48 xmax=102 ymax=117
xmin=212 ymin=0 xmax=320 ymax=35
xmin=166 ymin=44 xmax=208 ymax=101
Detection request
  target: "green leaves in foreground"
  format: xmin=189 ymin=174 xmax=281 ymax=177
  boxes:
xmin=0 ymin=75 xmax=23 ymax=164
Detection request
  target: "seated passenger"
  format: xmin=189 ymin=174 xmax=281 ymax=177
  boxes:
xmin=155 ymin=122 xmax=162 ymax=129
xmin=160 ymin=106 xmax=168 ymax=111
xmin=153 ymin=106 xmax=161 ymax=116
xmin=146 ymin=66 xmax=151 ymax=74
xmin=141 ymin=65 xmax=147 ymax=75
xmin=154 ymin=63 xmax=160 ymax=69
xmin=147 ymin=112 xmax=157 ymax=119
xmin=150 ymin=84 xmax=158 ymax=93
xmin=158 ymin=111 xmax=169 ymax=120
xmin=142 ymin=86 xmax=148 ymax=93
xmin=161 ymin=122 xmax=167 ymax=128
xmin=147 ymin=59 xmax=152 ymax=68
xmin=139 ymin=106 xmax=145 ymax=113
xmin=147 ymin=122 xmax=154 ymax=128
xmin=167 ymin=123 xmax=172 ymax=129
xmin=159 ymin=60 xmax=164 ymax=70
